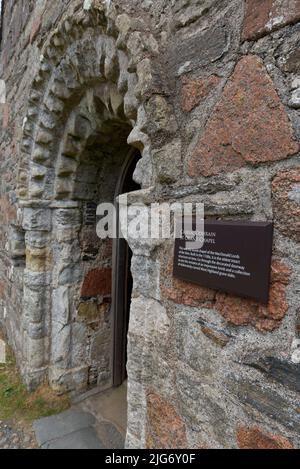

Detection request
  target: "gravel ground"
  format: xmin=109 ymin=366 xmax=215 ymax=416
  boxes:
xmin=0 ymin=421 xmax=38 ymax=449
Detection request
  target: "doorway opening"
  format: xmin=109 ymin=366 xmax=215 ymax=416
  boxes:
xmin=112 ymin=150 xmax=141 ymax=388
xmin=75 ymin=150 xmax=141 ymax=445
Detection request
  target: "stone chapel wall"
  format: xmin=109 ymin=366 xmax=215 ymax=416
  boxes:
xmin=0 ymin=0 xmax=300 ymax=449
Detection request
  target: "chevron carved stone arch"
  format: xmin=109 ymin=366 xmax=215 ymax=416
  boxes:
xmin=17 ymin=1 xmax=155 ymax=204
xmin=15 ymin=2 xmax=159 ymax=392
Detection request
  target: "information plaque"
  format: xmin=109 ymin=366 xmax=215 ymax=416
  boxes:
xmin=173 ymin=220 xmax=274 ymax=303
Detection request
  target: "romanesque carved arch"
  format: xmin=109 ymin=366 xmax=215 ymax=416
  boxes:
xmin=14 ymin=1 xmax=158 ymax=392
xmin=17 ymin=2 xmax=153 ymax=203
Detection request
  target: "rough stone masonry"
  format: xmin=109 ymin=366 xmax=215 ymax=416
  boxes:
xmin=0 ymin=0 xmax=300 ymax=449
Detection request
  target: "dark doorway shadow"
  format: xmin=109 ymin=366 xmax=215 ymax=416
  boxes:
xmin=112 ymin=150 xmax=141 ymax=387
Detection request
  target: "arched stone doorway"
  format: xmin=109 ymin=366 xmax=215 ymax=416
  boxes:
xmin=13 ymin=5 xmax=154 ymax=394
xmin=19 ymin=90 xmax=142 ymax=394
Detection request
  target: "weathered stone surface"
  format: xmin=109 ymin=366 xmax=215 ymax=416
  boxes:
xmin=296 ymin=310 xmax=300 ymax=337
xmin=2 ymin=0 xmax=300 ymax=451
xmin=237 ymin=426 xmax=293 ymax=449
xmin=160 ymin=255 xmax=216 ymax=307
xmin=48 ymin=364 xmax=89 ymax=393
xmin=215 ymin=260 xmax=290 ymax=331
xmin=172 ymin=0 xmax=219 ymax=31
xmin=53 ymin=209 xmax=81 ymax=229
xmin=272 ymin=168 xmax=300 ymax=243
xmin=152 ymin=139 xmax=182 ymax=184
xmin=119 ymin=196 xmax=164 ymax=255
xmin=215 ymin=286 xmax=288 ymax=332
xmin=174 ymin=314 xmax=222 ymax=377
xmin=0 ymin=80 xmax=5 ymax=104
xmin=171 ymin=22 xmax=230 ymax=76
xmin=129 ymin=297 xmax=170 ymax=342
xmin=81 ymin=268 xmax=112 ymax=298
xmin=58 ymin=263 xmax=83 ymax=286
xmin=289 ymin=88 xmax=300 ymax=109
xmin=0 ymin=196 xmax=17 ymax=228
xmin=181 ymin=74 xmax=220 ymax=112
xmin=243 ymin=356 xmax=300 ymax=394
xmin=23 ymin=285 xmax=50 ymax=323
xmin=23 ymin=208 xmax=52 ymax=232
xmin=78 ymin=302 xmax=103 ymax=322
xmin=136 ymin=58 xmax=160 ymax=98
xmin=271 ymin=259 xmax=291 ymax=284
xmin=24 ymin=271 xmax=51 ymax=290
xmin=51 ymin=304 xmax=71 ymax=364
xmin=9 ymin=230 xmax=26 ymax=259
xmin=26 ymin=336 xmax=46 ymax=369
xmin=52 ymin=287 xmax=70 ymax=327
xmin=30 ymin=15 xmax=42 ymax=43
xmin=146 ymin=392 xmax=187 ymax=449
xmin=0 ymin=280 xmax=6 ymax=300
xmin=80 ymin=229 xmax=101 ymax=261
xmin=189 ymin=55 xmax=299 ymax=177
xmin=145 ymin=95 xmax=178 ymax=136
xmin=215 ymin=294 xmax=258 ymax=326
xmin=176 ymin=369 xmax=231 ymax=447
xmin=26 ymin=247 xmax=51 ymax=272
xmin=229 ymin=378 xmax=300 ymax=432
xmin=258 ymin=283 xmax=289 ymax=323
xmin=292 ymin=350 xmax=300 ymax=365
xmin=243 ymin=0 xmax=300 ymax=41
xmin=279 ymin=35 xmax=300 ymax=74
xmin=126 ymin=380 xmax=147 ymax=444
xmin=198 ymin=322 xmax=231 ymax=348
xmin=1 ymin=104 xmax=10 ymax=129
xmin=131 ymin=255 xmax=160 ymax=300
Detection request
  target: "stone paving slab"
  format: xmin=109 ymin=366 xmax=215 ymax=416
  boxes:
xmin=34 ymin=384 xmax=128 ymax=449
xmin=41 ymin=427 xmax=104 ymax=449
xmin=33 ymin=409 xmax=101 ymax=449
xmin=96 ymin=421 xmax=124 ymax=449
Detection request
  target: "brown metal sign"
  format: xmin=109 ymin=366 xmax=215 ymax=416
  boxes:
xmin=173 ymin=220 xmax=274 ymax=304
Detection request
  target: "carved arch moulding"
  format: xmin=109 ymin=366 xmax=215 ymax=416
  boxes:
xmin=17 ymin=1 xmax=157 ymax=206
xmin=10 ymin=1 xmax=161 ymax=390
